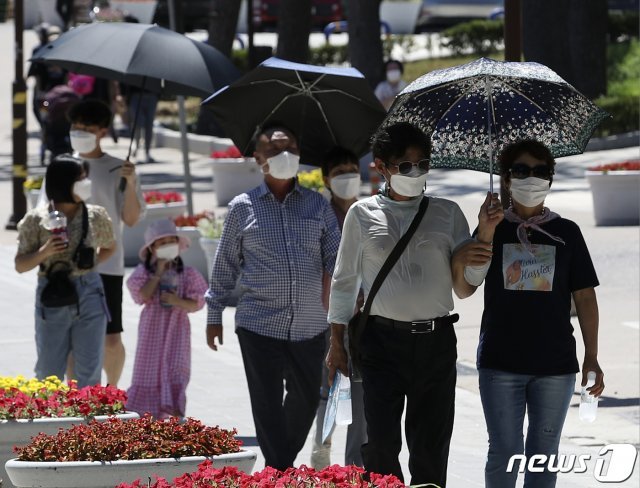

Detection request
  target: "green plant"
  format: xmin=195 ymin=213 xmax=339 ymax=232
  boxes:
xmin=197 ymin=216 xmax=224 ymax=239
xmin=440 ymin=19 xmax=504 ymax=56
xmin=309 ymin=43 xmax=349 ymax=66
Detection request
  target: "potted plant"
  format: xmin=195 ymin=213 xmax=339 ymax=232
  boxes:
xmin=123 ymin=191 xmax=188 ymax=266
xmin=210 ymin=146 xmax=264 ymax=206
xmin=117 ymin=462 xmax=405 ymax=488
xmin=172 ymin=211 xmax=219 ymax=279
xmin=196 ymin=214 xmax=225 ymax=280
xmin=0 ymin=376 xmax=137 ymax=488
xmin=585 ymin=160 xmax=640 ymax=226
xmin=5 ymin=415 xmax=256 ymax=488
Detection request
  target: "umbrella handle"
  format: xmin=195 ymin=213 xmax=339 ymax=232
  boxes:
xmin=121 ymin=77 xmax=147 ymax=191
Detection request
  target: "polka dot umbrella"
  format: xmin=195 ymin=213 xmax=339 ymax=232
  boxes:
xmin=382 ymin=57 xmax=609 ymax=192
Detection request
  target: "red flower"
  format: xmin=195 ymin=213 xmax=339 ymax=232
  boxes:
xmin=211 ymin=146 xmax=242 ymax=159
xmin=144 ymin=191 xmax=185 ymax=204
xmin=588 ymin=160 xmax=640 ymax=172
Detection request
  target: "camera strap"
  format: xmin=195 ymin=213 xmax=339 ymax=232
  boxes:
xmin=72 ymin=202 xmax=89 ymax=264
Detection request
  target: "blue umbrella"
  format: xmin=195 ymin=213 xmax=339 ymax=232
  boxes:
xmin=202 ymin=57 xmax=386 ymax=167
xmin=383 ymin=57 xmax=608 ymax=191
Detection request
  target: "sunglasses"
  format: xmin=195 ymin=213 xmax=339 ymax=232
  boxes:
xmin=386 ymin=159 xmax=430 ymax=175
xmin=510 ymin=163 xmax=552 ymax=180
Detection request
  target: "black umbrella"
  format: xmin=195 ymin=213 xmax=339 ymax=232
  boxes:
xmin=31 ymin=22 xmax=239 ymax=98
xmin=30 ymin=22 xmax=240 ymax=212
xmin=383 ymin=57 xmax=608 ymax=191
xmin=202 ymin=57 xmax=387 ymax=167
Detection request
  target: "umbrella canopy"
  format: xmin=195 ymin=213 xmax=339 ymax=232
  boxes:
xmin=30 ymin=22 xmax=240 ymax=98
xmin=202 ymin=57 xmax=387 ymax=167
xmin=383 ymin=57 xmax=608 ymax=175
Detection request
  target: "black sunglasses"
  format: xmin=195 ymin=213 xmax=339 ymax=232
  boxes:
xmin=510 ymin=163 xmax=552 ymax=180
xmin=386 ymin=159 xmax=430 ymax=175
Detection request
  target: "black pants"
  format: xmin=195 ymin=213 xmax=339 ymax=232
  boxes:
xmin=237 ymin=327 xmax=325 ymax=470
xmin=360 ymin=317 xmax=457 ymax=487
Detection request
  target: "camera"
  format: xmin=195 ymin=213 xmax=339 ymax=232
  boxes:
xmin=75 ymin=243 xmax=95 ymax=270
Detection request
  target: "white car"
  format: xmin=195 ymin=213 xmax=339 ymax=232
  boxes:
xmin=415 ymin=0 xmax=504 ymax=31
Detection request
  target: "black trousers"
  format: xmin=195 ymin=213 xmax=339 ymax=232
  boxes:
xmin=360 ymin=317 xmax=457 ymax=487
xmin=237 ymin=327 xmax=325 ymax=470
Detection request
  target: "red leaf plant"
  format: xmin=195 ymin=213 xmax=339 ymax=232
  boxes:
xmin=14 ymin=414 xmax=241 ymax=462
xmin=0 ymin=382 xmax=127 ymax=420
xmin=117 ymin=462 xmax=406 ymax=488
xmin=144 ymin=191 xmax=185 ymax=204
xmin=211 ymin=146 xmax=242 ymax=159
xmin=173 ymin=211 xmax=215 ymax=228
xmin=587 ymin=160 xmax=640 ymax=172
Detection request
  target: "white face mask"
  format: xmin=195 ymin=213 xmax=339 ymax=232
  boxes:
xmin=155 ymin=243 xmax=180 ymax=260
xmin=386 ymin=69 xmax=402 ymax=83
xmin=70 ymin=130 xmax=98 ymax=154
xmin=72 ymin=178 xmax=92 ymax=201
xmin=330 ymin=173 xmax=360 ymax=200
xmin=264 ymin=151 xmax=300 ymax=180
xmin=389 ymin=170 xmax=428 ymax=198
xmin=510 ymin=177 xmax=551 ymax=207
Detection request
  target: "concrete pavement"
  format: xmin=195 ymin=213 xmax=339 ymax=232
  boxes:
xmin=0 ymin=19 xmax=638 ymax=487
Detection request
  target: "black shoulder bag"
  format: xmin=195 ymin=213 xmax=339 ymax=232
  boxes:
xmin=40 ymin=203 xmax=92 ymax=308
xmin=348 ymin=196 xmax=430 ymax=378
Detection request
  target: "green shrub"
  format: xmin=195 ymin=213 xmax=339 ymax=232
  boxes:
xmin=440 ymin=19 xmax=504 ymax=56
xmin=594 ymin=95 xmax=639 ymax=136
xmin=309 ymin=43 xmax=349 ymax=66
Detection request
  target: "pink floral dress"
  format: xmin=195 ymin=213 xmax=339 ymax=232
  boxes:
xmin=126 ymin=264 xmax=208 ymax=418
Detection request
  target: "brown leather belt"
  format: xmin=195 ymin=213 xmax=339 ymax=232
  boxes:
xmin=371 ymin=313 xmax=459 ymax=334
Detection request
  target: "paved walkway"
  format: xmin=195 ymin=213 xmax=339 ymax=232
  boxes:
xmin=0 ymin=19 xmax=638 ymax=487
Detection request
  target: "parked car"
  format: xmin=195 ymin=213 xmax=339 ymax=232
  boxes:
xmin=415 ymin=0 xmax=504 ymax=31
xmin=252 ymin=0 xmax=343 ymax=31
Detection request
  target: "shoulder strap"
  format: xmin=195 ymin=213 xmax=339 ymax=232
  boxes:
xmin=72 ymin=202 xmax=89 ymax=262
xmin=359 ymin=196 xmax=430 ymax=321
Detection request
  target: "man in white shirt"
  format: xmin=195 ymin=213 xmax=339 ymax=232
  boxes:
xmin=67 ymin=100 xmax=146 ymax=387
xmin=326 ymin=122 xmax=501 ymax=486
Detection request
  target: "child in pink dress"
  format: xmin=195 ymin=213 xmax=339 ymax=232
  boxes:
xmin=126 ymin=219 xmax=208 ymax=419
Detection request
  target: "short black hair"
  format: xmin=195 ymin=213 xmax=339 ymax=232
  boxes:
xmin=384 ymin=59 xmax=404 ymax=75
xmin=45 ymin=154 xmax=85 ymax=203
xmin=499 ymin=139 xmax=556 ymax=183
xmin=321 ymin=146 xmax=359 ymax=177
xmin=248 ymin=120 xmax=298 ymax=155
xmin=371 ymin=122 xmax=431 ymax=162
xmin=67 ymin=99 xmax=112 ymax=128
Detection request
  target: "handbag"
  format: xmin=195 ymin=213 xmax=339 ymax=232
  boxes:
xmin=40 ymin=261 xmax=79 ymax=308
xmin=348 ymin=196 xmax=430 ymax=378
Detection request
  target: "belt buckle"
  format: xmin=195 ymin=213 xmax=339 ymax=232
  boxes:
xmin=410 ymin=319 xmax=434 ymax=334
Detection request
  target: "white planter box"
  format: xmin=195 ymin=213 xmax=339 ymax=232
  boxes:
xmin=5 ymin=450 xmax=257 ymax=488
xmin=211 ymin=158 xmax=264 ymax=206
xmin=123 ymin=201 xmax=188 ymax=266
xmin=0 ymin=412 xmax=139 ymax=488
xmin=585 ymin=170 xmax=640 ymax=226
xmin=199 ymin=237 xmax=220 ymax=281
xmin=176 ymin=227 xmax=209 ymax=279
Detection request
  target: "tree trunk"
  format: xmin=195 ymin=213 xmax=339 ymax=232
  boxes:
xmin=276 ymin=0 xmax=312 ymax=62
xmin=346 ymin=0 xmax=383 ymax=89
xmin=522 ymin=0 xmax=607 ymax=99
xmin=207 ymin=0 xmax=241 ymax=57
xmin=196 ymin=0 xmax=241 ymax=136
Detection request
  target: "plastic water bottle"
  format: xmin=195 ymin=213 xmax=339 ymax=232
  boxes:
xmin=159 ymin=268 xmax=178 ymax=308
xmin=579 ymin=371 xmax=598 ymax=422
xmin=48 ymin=209 xmax=68 ymax=248
xmin=335 ymin=373 xmax=352 ymax=426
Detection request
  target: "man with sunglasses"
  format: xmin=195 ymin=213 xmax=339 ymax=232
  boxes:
xmin=326 ymin=122 xmax=502 ymax=486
